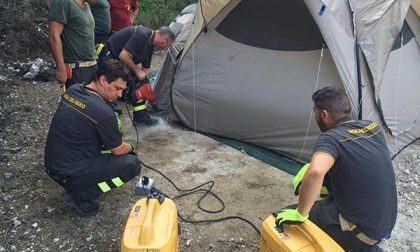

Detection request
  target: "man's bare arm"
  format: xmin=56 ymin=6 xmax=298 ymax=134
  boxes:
xmin=48 ymin=21 xmax=67 ymax=84
xmin=119 ymin=50 xmax=146 ymax=80
xmin=142 ymin=67 xmax=150 ymax=78
xmin=297 ymin=153 xmax=334 ymax=216
xmin=111 ymin=141 xmax=134 ymax=156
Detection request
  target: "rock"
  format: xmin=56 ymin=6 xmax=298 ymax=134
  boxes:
xmin=46 ymin=207 xmax=55 ymax=213
xmin=2 ymin=195 xmax=13 ymax=201
xmin=12 ymin=218 xmax=22 ymax=227
xmin=186 ymin=239 xmax=192 ymax=246
xmin=23 ymin=71 xmax=36 ymax=79
xmin=3 ymin=146 xmax=23 ymax=154
xmin=34 ymin=58 xmax=44 ymax=66
xmin=32 ymin=223 xmax=38 ymax=228
xmin=85 ymin=235 xmax=93 ymax=242
xmin=53 ymin=238 xmax=59 ymax=243
xmin=3 ymin=171 xmax=14 ymax=180
xmin=10 ymin=245 xmax=16 ymax=252
xmin=24 ymin=205 xmax=29 ymax=210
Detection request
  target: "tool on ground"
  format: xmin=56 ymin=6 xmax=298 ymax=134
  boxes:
xmin=121 ymin=176 xmax=179 ymax=252
xmin=260 ymin=214 xmax=344 ymax=252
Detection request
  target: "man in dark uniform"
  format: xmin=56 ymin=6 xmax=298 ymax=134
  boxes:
xmin=275 ymin=87 xmax=397 ymax=251
xmin=45 ymin=59 xmax=141 ymax=217
xmin=96 ymin=26 xmax=175 ymax=126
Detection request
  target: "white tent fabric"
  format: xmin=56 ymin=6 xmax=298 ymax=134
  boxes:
xmin=305 ymin=0 xmax=359 ymax=117
xmin=155 ymin=0 xmax=420 ymax=161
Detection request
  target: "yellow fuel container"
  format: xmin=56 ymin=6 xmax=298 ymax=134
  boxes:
xmin=121 ymin=198 xmax=179 ymax=252
xmin=260 ymin=215 xmax=344 ymax=252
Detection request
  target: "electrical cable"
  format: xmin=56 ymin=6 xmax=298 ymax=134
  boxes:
xmin=139 ymin=160 xmax=261 ymax=237
xmin=122 ymin=78 xmax=261 ymax=237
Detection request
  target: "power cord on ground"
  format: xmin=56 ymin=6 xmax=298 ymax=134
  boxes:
xmin=139 ymin=160 xmax=261 ymax=237
xmin=121 ymin=97 xmax=260 ymax=237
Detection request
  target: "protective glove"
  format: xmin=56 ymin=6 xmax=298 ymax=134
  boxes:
xmin=293 ymin=163 xmax=310 ymax=196
xmin=275 ymin=209 xmax=308 ymax=229
xmin=135 ymin=82 xmax=156 ymax=104
xmin=293 ymin=163 xmax=330 ymax=198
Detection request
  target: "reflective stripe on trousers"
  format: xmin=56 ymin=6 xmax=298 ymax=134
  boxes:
xmin=97 ymin=177 xmax=125 ymax=193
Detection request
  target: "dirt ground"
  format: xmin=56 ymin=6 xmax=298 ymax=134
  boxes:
xmin=0 ymin=52 xmax=419 ymax=252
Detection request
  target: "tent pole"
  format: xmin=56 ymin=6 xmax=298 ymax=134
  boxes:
xmin=348 ymin=0 xmax=363 ymax=119
xmin=355 ymin=41 xmax=362 ymax=119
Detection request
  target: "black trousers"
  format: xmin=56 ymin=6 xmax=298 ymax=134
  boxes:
xmin=47 ymin=154 xmax=141 ymax=203
xmin=65 ymin=64 xmax=98 ymax=89
xmin=309 ymin=196 xmax=381 ymax=252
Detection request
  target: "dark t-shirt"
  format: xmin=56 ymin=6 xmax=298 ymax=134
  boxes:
xmin=107 ymin=26 xmax=154 ymax=68
xmin=90 ymin=0 xmax=111 ymax=36
xmin=313 ymin=118 xmax=397 ymax=239
xmin=45 ymin=84 xmax=122 ymax=176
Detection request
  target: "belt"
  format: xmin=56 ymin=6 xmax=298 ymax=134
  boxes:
xmin=339 ymin=214 xmax=380 ymax=246
xmin=66 ymin=60 xmax=97 ymax=69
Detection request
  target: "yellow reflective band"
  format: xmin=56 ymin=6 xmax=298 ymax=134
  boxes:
xmin=95 ymin=43 xmax=105 ymax=55
xmin=100 ymin=150 xmax=111 ymax=154
xmin=98 ymin=182 xmax=111 ymax=193
xmin=133 ymin=104 xmax=147 ymax=111
xmin=112 ymin=177 xmax=124 ymax=188
xmin=117 ymin=115 xmax=123 ymax=133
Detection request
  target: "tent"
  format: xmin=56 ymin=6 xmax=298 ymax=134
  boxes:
xmin=155 ymin=0 xmax=420 ymax=165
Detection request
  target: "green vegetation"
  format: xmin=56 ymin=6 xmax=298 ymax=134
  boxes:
xmin=137 ymin=0 xmax=196 ymax=29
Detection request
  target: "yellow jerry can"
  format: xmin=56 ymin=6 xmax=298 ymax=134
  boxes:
xmin=121 ymin=198 xmax=179 ymax=252
xmin=260 ymin=215 xmax=344 ymax=252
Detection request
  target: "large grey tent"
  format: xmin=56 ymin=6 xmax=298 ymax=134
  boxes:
xmin=155 ymin=0 xmax=420 ymax=163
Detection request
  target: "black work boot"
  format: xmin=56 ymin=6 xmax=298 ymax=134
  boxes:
xmin=63 ymin=191 xmax=99 ymax=217
xmin=133 ymin=110 xmax=158 ymax=127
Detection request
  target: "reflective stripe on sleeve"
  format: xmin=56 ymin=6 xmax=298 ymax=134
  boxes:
xmin=133 ymin=104 xmax=147 ymax=111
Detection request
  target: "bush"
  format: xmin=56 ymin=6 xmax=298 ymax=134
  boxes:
xmin=137 ymin=0 xmax=196 ymax=29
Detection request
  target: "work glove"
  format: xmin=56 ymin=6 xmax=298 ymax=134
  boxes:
xmin=274 ymin=209 xmax=308 ymax=229
xmin=293 ymin=163 xmax=330 ymax=198
xmin=293 ymin=163 xmax=309 ymax=196
xmin=135 ymin=82 xmax=157 ymax=104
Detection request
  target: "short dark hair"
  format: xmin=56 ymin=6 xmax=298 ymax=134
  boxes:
xmin=312 ymin=86 xmax=351 ymax=119
xmin=158 ymin=26 xmax=176 ymax=42
xmin=93 ymin=59 xmax=131 ymax=83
